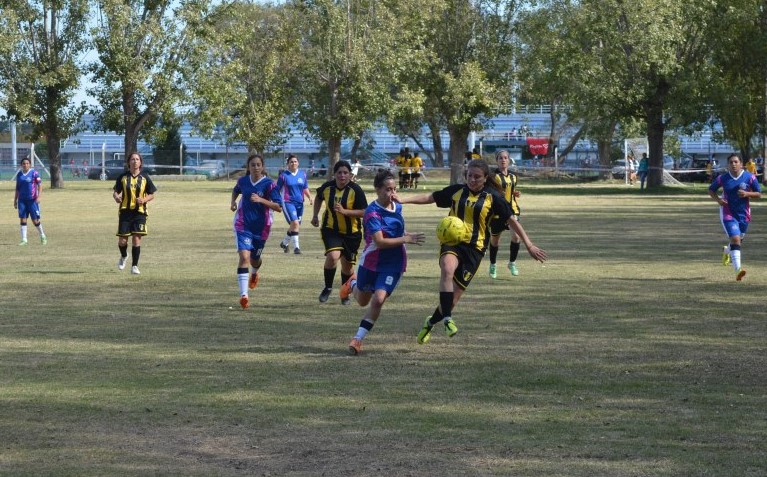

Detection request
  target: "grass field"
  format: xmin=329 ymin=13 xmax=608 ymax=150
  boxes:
xmin=1 ymin=176 xmax=765 ymax=476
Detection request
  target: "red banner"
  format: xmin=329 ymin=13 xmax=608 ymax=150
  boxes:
xmin=526 ymin=137 xmax=549 ymax=156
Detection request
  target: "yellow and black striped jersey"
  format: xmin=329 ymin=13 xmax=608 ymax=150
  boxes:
xmin=411 ymin=155 xmax=424 ymax=173
xmin=113 ymin=172 xmax=157 ymax=216
xmin=316 ymin=180 xmax=368 ymax=235
xmin=397 ymin=156 xmax=410 ymax=174
xmin=491 ymin=169 xmax=520 ymax=215
xmin=433 ymin=183 xmax=512 ymax=252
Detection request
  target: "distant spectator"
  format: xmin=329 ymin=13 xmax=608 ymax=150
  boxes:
xmin=350 ymin=158 xmax=360 ymax=182
xmin=638 ymin=153 xmax=649 ymax=190
xmin=745 ymin=158 xmax=757 ymax=175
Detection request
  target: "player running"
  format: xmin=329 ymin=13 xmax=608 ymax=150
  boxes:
xmin=708 ymin=153 xmax=761 ymax=281
xmin=113 ymin=152 xmax=156 ymax=274
xmin=341 ymin=170 xmax=425 ymax=355
xmin=394 ymin=159 xmax=547 ymax=344
xmin=275 ymin=154 xmax=313 ymax=254
xmin=488 ymin=149 xmax=522 ymax=278
xmin=14 ymin=156 xmax=47 ymax=246
xmin=231 ymin=154 xmax=283 ymax=309
xmin=311 ymin=160 xmax=368 ymax=304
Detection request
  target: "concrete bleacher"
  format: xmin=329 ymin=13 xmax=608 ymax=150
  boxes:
xmin=57 ymin=109 xmax=736 ymax=168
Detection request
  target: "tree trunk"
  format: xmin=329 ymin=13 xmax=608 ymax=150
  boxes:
xmin=645 ymin=103 xmax=665 ymax=188
xmin=597 ymin=139 xmax=612 ymax=179
xmin=447 ymin=124 xmax=469 ymax=185
xmin=429 ymin=121 xmax=444 ymax=168
xmin=44 ymin=87 xmax=64 ymax=188
xmin=350 ymin=133 xmax=361 ymax=162
xmin=328 ymin=136 xmax=342 ymax=179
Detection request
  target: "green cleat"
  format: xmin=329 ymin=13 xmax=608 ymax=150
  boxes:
xmin=40 ymin=235 xmax=47 ymax=245
xmin=444 ymin=318 xmax=458 ymax=337
xmin=417 ymin=317 xmax=433 ymax=344
xmin=722 ymin=246 xmax=730 ymax=266
xmin=18 ymin=240 xmax=28 ymax=246
xmin=508 ymin=262 xmax=519 ymax=276
xmin=488 ymin=263 xmax=497 ymax=279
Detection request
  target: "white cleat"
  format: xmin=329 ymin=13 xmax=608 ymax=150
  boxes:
xmin=118 ymin=257 xmax=127 ymax=270
xmin=131 ymin=265 xmax=141 ymax=275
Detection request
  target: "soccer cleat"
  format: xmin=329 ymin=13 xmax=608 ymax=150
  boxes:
xmin=722 ymin=246 xmax=730 ymax=266
xmin=118 ymin=257 xmax=127 ymax=270
xmin=444 ymin=318 xmax=458 ymax=337
xmin=319 ymin=287 xmax=332 ymax=303
xmin=294 ymin=248 xmax=302 ymax=255
xmin=417 ymin=317 xmax=434 ymax=344
xmin=131 ymin=265 xmax=141 ymax=275
xmin=489 ymin=263 xmax=497 ymax=279
xmin=736 ymin=269 xmax=746 ymax=281
xmin=249 ymin=272 xmax=260 ymax=289
xmin=339 ymin=274 xmax=356 ymax=301
xmin=348 ymin=338 xmax=362 ymax=355
xmin=341 ymin=298 xmax=351 ymax=305
xmin=280 ymin=241 xmax=289 ymax=253
xmin=18 ymin=240 xmax=28 ymax=246
xmin=40 ymin=235 xmax=47 ymax=245
xmin=240 ymin=295 xmax=249 ymax=309
xmin=509 ymin=262 xmax=519 ymax=276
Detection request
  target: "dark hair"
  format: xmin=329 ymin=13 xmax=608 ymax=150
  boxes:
xmin=466 ymin=159 xmax=503 ymax=194
xmin=373 ymin=169 xmax=395 ymax=189
xmin=334 ymin=160 xmax=351 ymax=173
xmin=286 ymin=154 xmax=297 ymax=163
xmin=727 ymin=153 xmax=741 ymax=163
xmin=20 ymin=156 xmax=31 ymax=164
xmin=246 ymin=154 xmax=264 ymax=168
xmin=126 ymin=151 xmax=142 ymax=168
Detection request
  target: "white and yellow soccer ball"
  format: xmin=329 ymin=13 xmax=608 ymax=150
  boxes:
xmin=436 ymin=215 xmax=467 ymax=246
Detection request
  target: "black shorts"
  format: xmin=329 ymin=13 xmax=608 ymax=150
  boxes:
xmin=117 ymin=210 xmax=148 ymax=237
xmin=321 ymin=227 xmax=362 ymax=265
xmin=440 ymin=243 xmax=484 ymax=290
xmin=490 ymin=214 xmax=520 ymax=236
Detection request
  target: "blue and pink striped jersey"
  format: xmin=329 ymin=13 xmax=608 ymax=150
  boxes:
xmin=276 ymin=169 xmax=309 ymax=204
xmin=233 ymin=175 xmax=282 ymax=240
xmin=358 ymin=201 xmax=407 ymax=274
xmin=16 ymin=169 xmax=41 ymax=201
xmin=709 ymin=171 xmax=761 ymax=223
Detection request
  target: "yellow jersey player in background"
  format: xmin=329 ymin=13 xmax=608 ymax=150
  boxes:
xmin=488 ymin=149 xmax=522 ymax=278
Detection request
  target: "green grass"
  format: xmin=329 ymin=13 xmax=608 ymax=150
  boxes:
xmin=1 ymin=178 xmax=765 ymax=476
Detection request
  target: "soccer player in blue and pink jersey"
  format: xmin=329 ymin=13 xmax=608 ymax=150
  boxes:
xmin=709 ymin=153 xmax=762 ymax=281
xmin=275 ymin=154 xmax=312 ymax=254
xmin=340 ymin=170 xmax=425 ymax=355
xmin=13 ymin=156 xmax=47 ymax=246
xmin=231 ymin=154 xmax=283 ymax=309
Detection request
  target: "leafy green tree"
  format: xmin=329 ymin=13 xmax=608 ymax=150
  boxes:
xmin=0 ymin=0 xmax=89 ymax=188
xmin=286 ymin=0 xmax=416 ymax=177
xmin=188 ymin=1 xmax=297 ymax=154
xmin=89 ymin=0 xmax=217 ymax=159
xmin=706 ymin=0 xmax=767 ymax=162
xmin=420 ymin=0 xmax=517 ymax=183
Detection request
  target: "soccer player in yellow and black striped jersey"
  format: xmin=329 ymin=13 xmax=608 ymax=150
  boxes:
xmin=395 ymin=159 xmax=546 ymax=344
xmin=488 ymin=149 xmax=522 ymax=278
xmin=311 ymin=160 xmax=368 ymax=304
xmin=112 ymin=152 xmax=157 ymax=275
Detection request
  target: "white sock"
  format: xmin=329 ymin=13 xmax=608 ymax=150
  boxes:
xmin=21 ymin=225 xmax=28 ymax=241
xmin=731 ymin=250 xmax=741 ymax=271
xmin=281 ymin=236 xmax=289 ymax=247
xmin=354 ymin=326 xmax=369 ymax=341
xmin=238 ymin=272 xmax=249 ymax=296
xmin=36 ymin=224 xmax=45 ymax=237
xmin=292 ymin=234 xmax=300 ymax=249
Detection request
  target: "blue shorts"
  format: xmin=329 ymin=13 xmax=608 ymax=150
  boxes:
xmin=235 ymin=230 xmax=266 ymax=257
xmin=18 ymin=200 xmax=41 ymax=221
xmin=355 ymin=266 xmax=401 ymax=296
xmin=282 ymin=202 xmax=304 ymax=224
xmin=722 ymin=218 xmax=749 ymax=238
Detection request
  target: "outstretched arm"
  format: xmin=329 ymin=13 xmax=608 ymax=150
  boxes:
xmin=507 ymin=216 xmax=547 ymax=262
